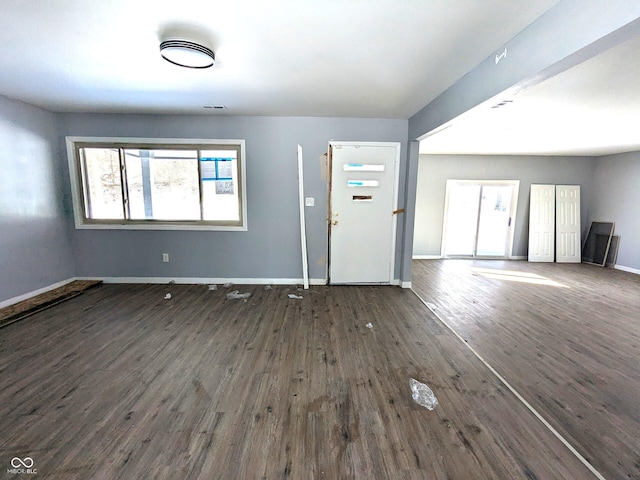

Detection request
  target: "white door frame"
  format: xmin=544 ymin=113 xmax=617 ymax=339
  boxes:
xmin=441 ymin=179 xmax=520 ymax=259
xmin=328 ymin=141 xmax=401 ymax=284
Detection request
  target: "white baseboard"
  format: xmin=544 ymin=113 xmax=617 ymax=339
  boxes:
xmin=413 ymin=255 xmax=526 ymax=261
xmin=614 ymin=265 xmax=640 ymax=275
xmin=0 ymin=277 xmax=78 ymax=309
xmin=76 ymin=276 xmax=328 ymax=286
xmin=2 ymin=273 xmax=419 ymax=309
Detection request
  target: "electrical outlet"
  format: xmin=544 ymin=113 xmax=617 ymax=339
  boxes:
xmin=305 ymin=197 xmax=315 ymax=207
xmin=162 ymin=253 xmax=169 ymax=263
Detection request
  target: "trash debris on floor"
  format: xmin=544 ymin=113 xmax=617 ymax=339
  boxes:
xmin=365 ymin=322 xmax=373 ymax=329
xmin=409 ymin=378 xmax=438 ymax=410
xmin=164 ymin=293 xmax=172 ymax=300
xmin=288 ymin=294 xmax=303 ymax=299
xmin=265 ymin=285 xmax=272 ymax=290
xmin=208 ymin=284 xmax=218 ymax=291
xmin=226 ymin=290 xmax=251 ymax=300
xmin=223 ymin=282 xmax=233 ymax=288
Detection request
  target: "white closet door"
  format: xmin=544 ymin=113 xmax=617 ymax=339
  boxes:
xmin=528 ymin=184 xmax=555 ymax=262
xmin=556 ymin=185 xmax=581 ymax=263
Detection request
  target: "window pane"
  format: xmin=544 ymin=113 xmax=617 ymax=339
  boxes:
xmin=70 ymin=139 xmax=246 ymax=230
xmin=124 ymin=149 xmax=200 ymax=221
xmin=124 ymin=151 xmax=144 ymax=219
xmin=476 ymin=186 xmax=513 ymax=256
xmin=200 ymin=150 xmax=240 ymax=221
xmin=444 ymin=184 xmax=480 ymax=256
xmin=81 ymin=147 xmax=124 ymax=219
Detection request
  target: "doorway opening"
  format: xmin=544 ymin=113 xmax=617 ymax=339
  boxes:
xmin=441 ymin=180 xmax=519 ymax=258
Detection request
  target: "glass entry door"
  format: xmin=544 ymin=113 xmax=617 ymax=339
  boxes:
xmin=443 ymin=181 xmax=519 ymax=258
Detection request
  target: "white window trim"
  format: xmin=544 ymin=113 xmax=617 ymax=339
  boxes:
xmin=66 ymin=136 xmax=248 ymax=231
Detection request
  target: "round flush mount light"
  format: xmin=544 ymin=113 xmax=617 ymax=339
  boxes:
xmin=160 ymin=40 xmax=215 ymax=69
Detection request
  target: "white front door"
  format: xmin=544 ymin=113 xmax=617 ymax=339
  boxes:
xmin=329 ymin=142 xmax=400 ymax=284
xmin=528 ymin=184 xmax=555 ymax=262
xmin=556 ymin=185 xmax=581 ymax=263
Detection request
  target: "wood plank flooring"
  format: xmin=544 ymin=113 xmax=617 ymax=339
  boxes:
xmin=412 ymin=259 xmax=640 ymax=480
xmin=1 ymin=282 xmax=598 ymax=479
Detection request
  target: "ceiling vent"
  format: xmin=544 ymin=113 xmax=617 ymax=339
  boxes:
xmin=491 ymin=99 xmax=513 ymax=109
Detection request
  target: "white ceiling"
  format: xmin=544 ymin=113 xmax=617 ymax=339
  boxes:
xmin=419 ymin=32 xmax=640 ymax=156
xmin=0 ymin=0 xmax=559 ymax=118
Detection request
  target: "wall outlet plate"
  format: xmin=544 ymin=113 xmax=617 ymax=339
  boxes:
xmin=305 ymin=197 xmax=315 ymax=207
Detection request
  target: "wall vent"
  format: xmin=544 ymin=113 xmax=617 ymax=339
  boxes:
xmin=491 ymin=99 xmax=513 ymax=109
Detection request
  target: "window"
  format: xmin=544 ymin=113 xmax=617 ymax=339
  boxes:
xmin=66 ymin=137 xmax=247 ymax=230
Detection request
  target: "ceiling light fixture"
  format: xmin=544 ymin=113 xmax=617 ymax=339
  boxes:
xmin=160 ymin=40 xmax=215 ymax=69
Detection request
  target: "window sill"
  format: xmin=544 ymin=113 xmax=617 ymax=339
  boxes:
xmin=73 ymin=221 xmax=248 ymax=232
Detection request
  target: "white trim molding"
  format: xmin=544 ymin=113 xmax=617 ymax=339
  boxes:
xmin=614 ymin=265 xmax=640 ymax=275
xmin=413 ymin=255 xmax=442 ymax=260
xmin=76 ymin=277 xmax=328 ymax=286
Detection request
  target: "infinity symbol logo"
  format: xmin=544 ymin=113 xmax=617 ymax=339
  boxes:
xmin=11 ymin=457 xmax=34 ymax=468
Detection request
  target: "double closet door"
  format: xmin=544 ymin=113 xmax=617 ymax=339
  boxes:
xmin=528 ymin=184 xmax=581 ymax=263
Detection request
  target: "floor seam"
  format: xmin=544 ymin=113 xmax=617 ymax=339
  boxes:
xmin=410 ymin=288 xmax=607 ymax=480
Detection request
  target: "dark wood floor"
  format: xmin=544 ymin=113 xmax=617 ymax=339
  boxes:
xmin=412 ymin=259 xmax=640 ymax=480
xmin=0 ymin=282 xmax=597 ymax=479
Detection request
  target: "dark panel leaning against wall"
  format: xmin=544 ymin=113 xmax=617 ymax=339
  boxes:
xmin=57 ymin=113 xmax=409 ymax=283
xmin=590 ymin=151 xmax=640 ymax=271
xmin=0 ymin=95 xmax=75 ymax=304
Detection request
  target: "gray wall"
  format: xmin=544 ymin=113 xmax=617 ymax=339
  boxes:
xmin=413 ymin=154 xmax=596 ymax=257
xmin=590 ymin=151 xmax=640 ymax=270
xmin=0 ymin=96 xmax=75 ymax=303
xmin=57 ymin=113 xmax=409 ymax=282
